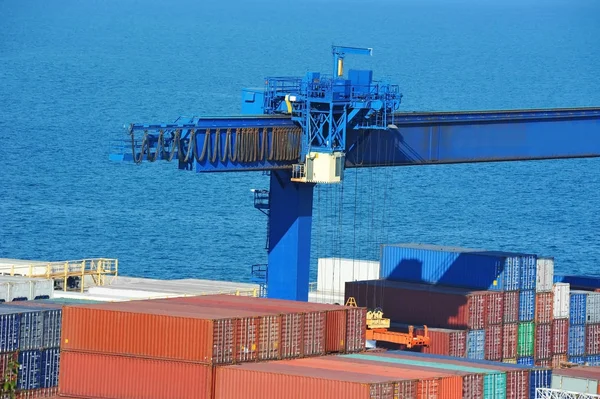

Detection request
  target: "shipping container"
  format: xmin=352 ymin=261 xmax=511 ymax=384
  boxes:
xmin=16 ymin=387 xmax=59 ymax=398
xmin=0 ymin=312 xmax=20 ymax=353
xmin=485 ymin=325 xmax=503 ymax=361
xmin=517 ymin=322 xmax=534 ymax=357
xmin=568 ymin=324 xmax=586 ymax=357
xmin=467 ymin=330 xmax=486 ymax=360
xmin=586 ymin=355 xmax=600 ymax=366
xmin=551 ymin=354 xmax=567 ymax=368
xmin=535 ymin=292 xmax=553 ymax=324
xmin=570 ymin=291 xmax=588 ymax=325
xmin=0 ymin=276 xmax=34 ymax=301
xmin=535 ymin=359 xmax=551 ymax=367
xmin=554 ymin=274 xmax=600 ymax=291
xmin=345 ymin=280 xmax=492 ymax=330
xmin=587 ymin=293 xmax=600 ymax=324
xmin=516 ymin=357 xmax=533 ymax=366
xmin=530 ymin=368 xmax=552 ymax=399
xmin=553 ymin=283 xmax=570 ymax=319
xmin=487 ymin=292 xmax=504 ymax=325
xmin=5 ymin=302 xmax=63 ymax=350
xmin=414 ymin=327 xmax=467 ymax=358
xmin=502 ymin=324 xmax=518 ymax=360
xmin=59 ymin=351 xmax=213 ymax=399
xmin=518 ymin=290 xmax=535 ymax=322
xmin=503 ymin=291 xmax=520 ymax=324
xmin=17 ymin=349 xmax=41 ymax=391
xmin=40 ymin=348 xmax=59 ymax=388
xmin=586 ymin=324 xmax=600 ymax=355
xmin=61 ymin=301 xmax=290 ymax=364
xmin=569 ymin=356 xmax=586 ymax=365
xmin=519 ymin=255 xmax=537 ymax=291
xmin=551 ymin=368 xmax=600 ymax=394
xmin=502 ymin=358 xmax=517 ymax=364
xmin=534 ymin=323 xmax=552 ymax=361
xmin=0 ymin=306 xmax=43 ymax=351
xmin=0 ymin=352 xmax=18 ymax=380
xmin=552 ymin=318 xmax=568 ymax=355
xmin=535 ymin=257 xmax=554 ymax=292
xmin=165 ymin=294 xmax=366 ymax=354
xmin=379 ymin=244 xmax=533 ymax=291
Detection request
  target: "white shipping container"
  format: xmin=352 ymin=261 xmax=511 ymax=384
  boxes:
xmin=0 ymin=283 xmax=9 ymax=302
xmin=0 ymin=277 xmax=32 ymax=301
xmin=586 ymin=292 xmax=600 ymax=324
xmin=553 ymin=283 xmax=570 ymax=319
xmin=536 ymin=257 xmax=554 ymax=292
xmin=551 ymin=375 xmax=598 ymax=394
xmin=30 ymin=278 xmax=54 ymax=299
xmin=316 ymin=257 xmax=379 ymax=294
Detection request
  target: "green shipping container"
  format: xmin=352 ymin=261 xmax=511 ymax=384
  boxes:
xmin=343 ymin=353 xmax=507 ymax=399
xmin=517 ymin=322 xmax=535 ymax=357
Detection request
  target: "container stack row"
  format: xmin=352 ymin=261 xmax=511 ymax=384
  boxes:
xmin=56 ymin=295 xmax=367 ymax=399
xmin=0 ymin=301 xmax=62 ymax=398
xmin=346 ymin=243 xmax=600 ymax=367
xmin=0 ymin=276 xmax=54 ymax=302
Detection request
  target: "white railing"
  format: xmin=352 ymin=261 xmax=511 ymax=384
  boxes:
xmin=536 ymin=388 xmax=600 ymax=399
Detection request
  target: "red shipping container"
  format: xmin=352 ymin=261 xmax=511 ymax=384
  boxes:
xmin=586 ymin=324 xmax=600 ymax=355
xmin=535 ymin=359 xmax=551 ymax=367
xmin=15 ymin=388 xmax=58 ymax=398
xmin=61 ymin=301 xmax=284 ymax=364
xmin=535 ymin=323 xmax=552 ymax=360
xmin=415 ymin=327 xmax=467 ymax=358
xmin=345 ymin=280 xmax=490 ymax=330
xmin=59 ymin=351 xmax=213 ymax=399
xmin=503 ymin=291 xmax=520 ymax=324
xmin=552 ymin=354 xmax=568 ymax=368
xmin=502 ymin=323 xmax=518 ymax=360
xmin=487 ymin=292 xmax=504 ymax=325
xmin=552 ymin=318 xmax=569 ymax=355
xmin=535 ymin=292 xmax=554 ymax=324
xmin=485 ymin=324 xmax=503 ymax=361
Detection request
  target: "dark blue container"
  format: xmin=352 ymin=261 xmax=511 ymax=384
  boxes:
xmin=517 ymin=356 xmax=534 ymax=366
xmin=569 ymin=291 xmax=588 ymax=325
xmin=529 ymin=368 xmax=552 ymax=399
xmin=380 ymin=244 xmax=533 ymax=291
xmin=554 ymin=274 xmax=600 ymax=290
xmin=518 ymin=290 xmax=535 ymax=321
xmin=568 ymin=324 xmax=586 ymax=356
xmin=40 ymin=348 xmax=60 ymax=388
xmin=17 ymin=350 xmax=41 ymax=390
xmin=466 ymin=329 xmax=485 ymax=360
xmin=519 ymin=255 xmax=537 ymax=291
xmin=568 ymin=356 xmax=586 ymax=365
xmin=585 ymin=355 xmax=600 ymax=366
xmin=0 ymin=306 xmax=44 ymax=351
xmin=0 ymin=313 xmax=21 ymax=353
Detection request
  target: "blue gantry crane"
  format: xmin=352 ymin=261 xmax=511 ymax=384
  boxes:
xmin=111 ymin=46 xmax=600 ymax=302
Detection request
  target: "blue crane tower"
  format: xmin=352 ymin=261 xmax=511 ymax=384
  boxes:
xmin=111 ymin=46 xmax=600 ymax=302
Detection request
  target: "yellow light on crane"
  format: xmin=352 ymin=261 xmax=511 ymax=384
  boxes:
xmin=337 ymin=59 xmax=344 ymax=77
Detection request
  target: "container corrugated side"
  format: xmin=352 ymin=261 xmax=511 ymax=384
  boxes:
xmin=415 ymin=327 xmax=467 ymax=358
xmin=530 ymin=368 xmax=553 ymax=399
xmin=40 ymin=348 xmax=60 ymax=389
xmin=568 ymin=324 xmax=586 ymax=357
xmin=502 ymin=324 xmax=518 ymax=360
xmin=59 ymin=351 xmax=213 ymax=399
xmin=518 ymin=290 xmax=535 ymax=322
xmin=551 ymin=354 xmax=568 ymax=368
xmin=0 ymin=277 xmax=32 ymax=301
xmin=0 ymin=313 xmax=20 ymax=353
xmin=517 ymin=322 xmax=534 ymax=357
xmin=553 ymin=283 xmax=570 ymax=319
xmin=2 ymin=301 xmax=63 ymax=349
xmin=569 ymin=356 xmax=586 ymax=365
xmin=552 ymin=318 xmax=568 ymax=355
xmin=535 ymin=292 xmax=553 ymax=324
xmin=484 ymin=325 xmax=503 ymax=361
xmin=534 ymin=323 xmax=552 ymax=361
xmin=467 ymin=330 xmax=486 ymax=360
xmin=503 ymin=291 xmax=520 ymax=324
xmin=17 ymin=349 xmax=41 ymax=391
xmin=586 ymin=355 xmax=600 ymax=366
xmin=586 ymin=293 xmax=600 ymax=324
xmin=517 ymin=356 xmax=533 ymax=366
xmin=380 ymin=244 xmax=532 ymax=291
xmin=570 ymin=291 xmax=588 ymax=325
xmin=487 ymin=292 xmax=504 ymax=326
xmin=536 ymin=257 xmax=554 ymax=292
xmin=345 ymin=280 xmax=490 ymax=330
xmin=0 ymin=306 xmax=43 ymax=351
xmin=519 ymin=255 xmax=537 ymax=291
xmin=586 ymin=324 xmax=600 ymax=355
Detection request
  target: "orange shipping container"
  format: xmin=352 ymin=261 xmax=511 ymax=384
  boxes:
xmin=59 ymin=351 xmax=212 ymax=399
xmin=61 ymin=300 xmax=283 ymax=364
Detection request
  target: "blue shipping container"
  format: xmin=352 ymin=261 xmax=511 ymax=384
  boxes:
xmin=568 ymin=324 xmax=586 ymax=356
xmin=0 ymin=307 xmax=44 ymax=351
xmin=519 ymin=255 xmax=537 ymax=291
xmin=467 ymin=329 xmax=486 ymax=360
xmin=529 ymin=368 xmax=552 ymax=399
xmin=554 ymin=274 xmax=600 ymax=290
xmin=585 ymin=355 xmax=600 ymax=366
xmin=379 ymin=244 xmax=534 ymax=291
xmin=17 ymin=350 xmax=41 ymax=391
xmin=570 ymin=291 xmax=588 ymax=325
xmin=0 ymin=313 xmax=20 ymax=353
xmin=519 ymin=290 xmax=535 ymax=322
xmin=517 ymin=356 xmax=534 ymax=366
xmin=43 ymin=307 xmax=62 ymax=349
xmin=40 ymin=348 xmax=60 ymax=388
xmin=568 ymin=356 xmax=586 ymax=365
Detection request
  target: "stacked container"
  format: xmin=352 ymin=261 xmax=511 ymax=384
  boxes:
xmin=568 ymin=290 xmax=600 ymax=365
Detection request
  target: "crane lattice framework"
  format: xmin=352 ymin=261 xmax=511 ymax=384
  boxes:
xmin=536 ymin=388 xmax=600 ymax=399
xmin=110 ymin=45 xmax=600 ymax=301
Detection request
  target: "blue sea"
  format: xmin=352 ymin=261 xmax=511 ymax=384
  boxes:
xmin=1 ymin=0 xmax=599 ymax=285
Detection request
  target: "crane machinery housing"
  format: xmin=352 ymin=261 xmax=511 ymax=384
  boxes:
xmin=111 ymin=45 xmax=600 ymax=302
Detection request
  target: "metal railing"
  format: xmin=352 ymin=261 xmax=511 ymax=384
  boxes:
xmin=536 ymin=388 xmax=600 ymax=399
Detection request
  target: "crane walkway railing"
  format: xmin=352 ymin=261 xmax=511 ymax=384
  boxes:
xmin=536 ymin=388 xmax=600 ymax=399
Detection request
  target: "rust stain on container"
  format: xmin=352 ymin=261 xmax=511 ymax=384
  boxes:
xmin=535 ymin=292 xmax=554 ymax=324
xmin=503 ymin=291 xmax=520 ymax=324
xmin=59 ymin=351 xmax=212 ymax=399
xmin=502 ymin=323 xmax=518 ymax=360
